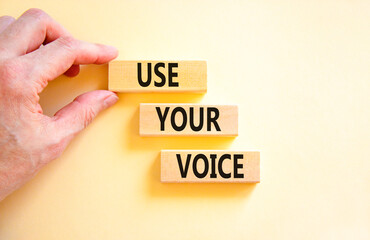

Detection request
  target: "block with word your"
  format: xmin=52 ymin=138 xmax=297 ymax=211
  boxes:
xmin=140 ymin=104 xmax=238 ymax=136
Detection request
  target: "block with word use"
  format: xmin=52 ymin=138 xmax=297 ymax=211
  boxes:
xmin=140 ymin=104 xmax=238 ymax=136
xmin=161 ymin=150 xmax=260 ymax=183
xmin=109 ymin=61 xmax=207 ymax=92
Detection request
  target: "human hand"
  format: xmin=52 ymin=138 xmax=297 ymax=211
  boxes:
xmin=0 ymin=9 xmax=119 ymax=201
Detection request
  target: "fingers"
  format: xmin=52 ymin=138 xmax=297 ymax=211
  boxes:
xmin=53 ymin=90 xmax=118 ymax=140
xmin=0 ymin=16 xmax=15 ymax=33
xmin=0 ymin=8 xmax=70 ymax=59
xmin=21 ymin=36 xmax=118 ymax=92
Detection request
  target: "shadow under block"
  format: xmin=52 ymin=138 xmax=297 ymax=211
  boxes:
xmin=108 ymin=61 xmax=207 ymax=92
xmin=139 ymin=104 xmax=238 ymax=136
xmin=161 ymin=150 xmax=260 ymax=183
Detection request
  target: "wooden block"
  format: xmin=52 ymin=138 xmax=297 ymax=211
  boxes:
xmin=109 ymin=60 xmax=207 ymax=92
xmin=161 ymin=150 xmax=260 ymax=183
xmin=140 ymin=104 xmax=238 ymax=136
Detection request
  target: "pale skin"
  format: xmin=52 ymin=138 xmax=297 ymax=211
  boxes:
xmin=0 ymin=9 xmax=119 ymax=201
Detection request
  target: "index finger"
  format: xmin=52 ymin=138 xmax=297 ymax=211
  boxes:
xmin=21 ymin=36 xmax=118 ymax=93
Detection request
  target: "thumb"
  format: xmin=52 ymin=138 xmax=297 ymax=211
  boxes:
xmin=53 ymin=90 xmax=118 ymax=140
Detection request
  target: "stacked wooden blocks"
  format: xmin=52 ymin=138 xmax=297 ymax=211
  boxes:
xmin=109 ymin=61 xmax=260 ymax=183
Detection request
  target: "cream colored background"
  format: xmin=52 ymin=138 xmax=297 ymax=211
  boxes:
xmin=0 ymin=0 xmax=369 ymax=239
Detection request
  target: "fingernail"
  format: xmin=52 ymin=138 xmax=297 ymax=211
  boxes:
xmin=103 ymin=93 xmax=119 ymax=108
xmin=106 ymin=45 xmax=118 ymax=54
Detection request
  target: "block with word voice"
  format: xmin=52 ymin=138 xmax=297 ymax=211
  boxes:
xmin=140 ymin=104 xmax=238 ymax=136
xmin=109 ymin=61 xmax=207 ymax=92
xmin=161 ymin=150 xmax=260 ymax=183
